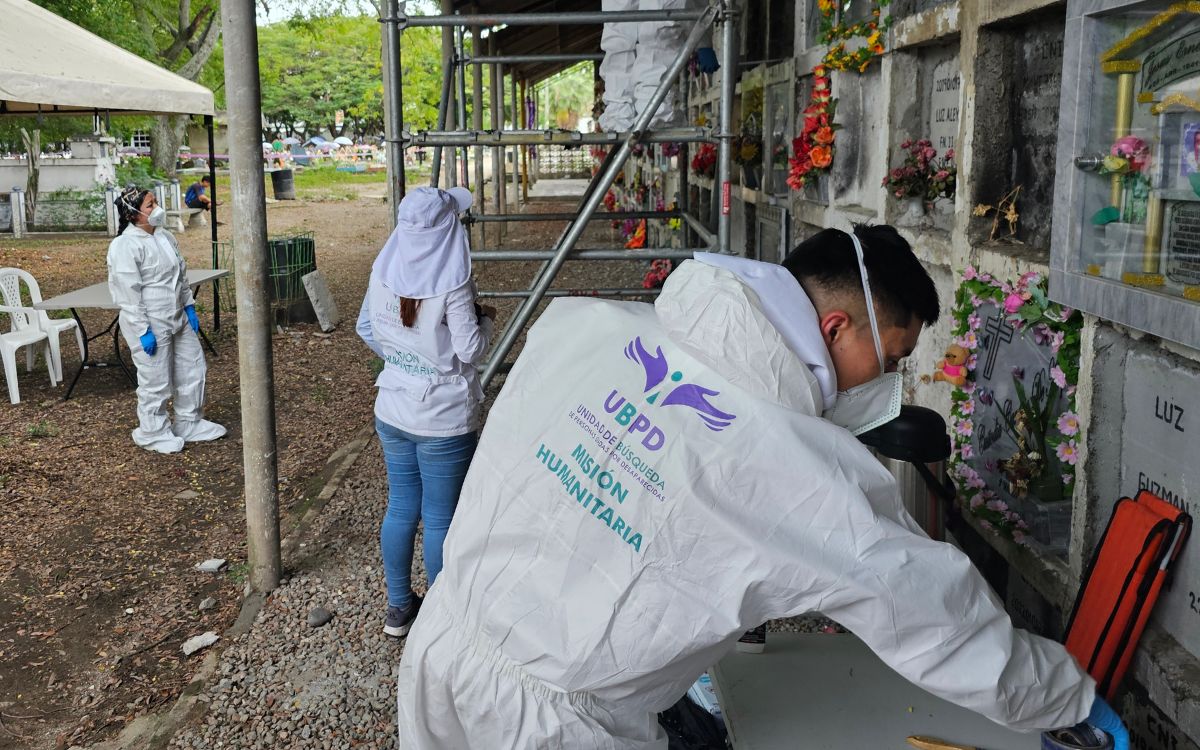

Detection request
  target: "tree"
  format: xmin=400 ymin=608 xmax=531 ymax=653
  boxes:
xmin=32 ymin=0 xmax=222 ymax=175
xmin=257 ymin=14 xmax=445 ymax=141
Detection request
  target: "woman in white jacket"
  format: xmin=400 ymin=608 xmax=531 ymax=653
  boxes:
xmin=107 ymin=186 xmax=226 ymax=454
xmin=357 ymin=186 xmax=494 ymax=637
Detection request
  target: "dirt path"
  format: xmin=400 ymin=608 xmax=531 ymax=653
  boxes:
xmin=0 ymin=184 xmax=657 ymax=749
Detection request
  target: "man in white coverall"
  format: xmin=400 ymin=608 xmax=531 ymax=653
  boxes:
xmin=396 ymin=225 xmax=1129 ymax=748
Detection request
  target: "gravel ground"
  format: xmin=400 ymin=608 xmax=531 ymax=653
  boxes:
xmin=167 ymin=442 xmax=404 ymax=750
xmin=159 ymin=186 xmax=841 ymax=749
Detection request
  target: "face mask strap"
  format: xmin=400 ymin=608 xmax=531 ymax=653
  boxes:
xmin=847 ymin=231 xmax=885 ymax=374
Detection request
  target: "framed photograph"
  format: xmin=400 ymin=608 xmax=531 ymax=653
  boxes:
xmin=1180 ymin=122 xmax=1200 ymax=178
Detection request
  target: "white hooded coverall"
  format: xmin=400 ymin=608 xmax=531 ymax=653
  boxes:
xmin=396 ymin=260 xmax=1094 ymax=748
xmin=107 ymin=225 xmax=208 ymax=451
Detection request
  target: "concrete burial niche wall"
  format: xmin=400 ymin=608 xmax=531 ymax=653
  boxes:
xmin=1083 ymin=325 xmax=1200 ymax=747
xmin=971 ymin=7 xmax=1065 ymax=253
xmin=830 ymin=67 xmax=885 ymax=210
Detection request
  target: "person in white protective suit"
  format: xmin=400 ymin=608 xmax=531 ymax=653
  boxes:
xmin=107 ymin=187 xmax=226 ymax=454
xmin=598 ymin=0 xmax=713 ymax=132
xmin=395 ymin=224 xmax=1130 ymax=749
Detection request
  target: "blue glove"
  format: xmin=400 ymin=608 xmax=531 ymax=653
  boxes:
xmin=1087 ymin=695 xmax=1130 ymax=750
xmin=139 ymin=329 xmax=158 ymax=356
xmin=185 ymin=304 xmax=200 ymax=333
xmin=696 ymin=47 xmax=719 ymax=74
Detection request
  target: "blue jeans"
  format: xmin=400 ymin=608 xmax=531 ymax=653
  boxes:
xmin=376 ymin=418 xmax=477 ymax=608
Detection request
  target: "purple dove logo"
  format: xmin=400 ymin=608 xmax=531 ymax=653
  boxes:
xmin=621 ymin=336 xmax=736 ymax=432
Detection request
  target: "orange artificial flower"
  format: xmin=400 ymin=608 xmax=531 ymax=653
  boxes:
xmin=810 ymin=146 xmax=833 ymax=169
xmin=814 ymin=126 xmax=835 ymax=145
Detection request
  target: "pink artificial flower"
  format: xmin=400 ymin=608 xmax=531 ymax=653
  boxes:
xmin=1063 ymin=474 xmax=1074 ymax=485
xmin=961 ymin=443 xmax=974 ymax=459
xmin=923 ymin=147 xmax=936 ymax=160
xmin=968 ymin=312 xmax=982 ymax=331
xmin=1012 ymin=529 xmax=1027 ymax=545
xmin=900 ymin=139 xmax=912 ymax=149
xmin=970 ymin=495 xmax=985 ymax=510
xmin=986 ymin=499 xmax=1009 ymax=512
xmin=1111 ymin=135 xmax=1149 ymax=171
xmin=945 ymin=149 xmax=955 ymax=160
xmin=967 ymin=473 xmax=986 ymax=490
xmin=1050 ymin=330 xmax=1065 ymax=353
xmin=960 ymin=400 xmax=975 ymax=415
xmin=1003 ymin=292 xmax=1025 ymax=314
xmin=956 ymin=332 xmax=979 ymax=350
xmin=1057 ymin=411 xmax=1080 ymax=436
xmin=1050 ymin=364 xmax=1067 ymax=388
xmin=1056 ymin=439 xmax=1079 ymax=465
xmin=963 ymin=266 xmax=977 ymax=281
xmin=970 ymin=295 xmax=982 ymax=307
xmin=980 ymin=273 xmax=993 ymax=283
xmin=967 ymin=354 xmax=978 ymax=371
xmin=979 ymin=520 xmax=995 ymax=533
xmin=962 ymin=380 xmax=976 ymax=394
xmin=955 ymin=419 xmax=974 ymax=437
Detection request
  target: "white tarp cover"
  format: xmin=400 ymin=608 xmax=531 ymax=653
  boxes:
xmin=0 ymin=0 xmax=214 ymax=116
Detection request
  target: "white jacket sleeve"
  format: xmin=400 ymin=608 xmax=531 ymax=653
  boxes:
xmin=778 ymin=475 xmax=1095 ymax=732
xmin=356 ymin=294 xmax=383 ymax=357
xmin=107 ymin=237 xmax=150 ymax=334
xmin=444 ymin=285 xmax=492 ymax=365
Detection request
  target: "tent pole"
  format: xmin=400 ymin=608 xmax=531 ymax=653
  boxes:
xmin=219 ymin=0 xmax=281 ymax=593
xmin=207 ymin=114 xmax=220 ymax=330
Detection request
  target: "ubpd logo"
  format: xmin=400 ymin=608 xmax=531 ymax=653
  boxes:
xmin=602 ymin=337 xmax=737 ymax=451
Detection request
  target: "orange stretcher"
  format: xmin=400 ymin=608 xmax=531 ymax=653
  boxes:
xmin=1063 ymin=490 xmax=1191 ymax=701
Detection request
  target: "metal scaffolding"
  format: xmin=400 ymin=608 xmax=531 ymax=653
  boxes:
xmin=379 ymin=1 xmax=739 ymax=388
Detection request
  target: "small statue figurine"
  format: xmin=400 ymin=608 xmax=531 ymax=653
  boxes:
xmin=931 ymin=344 xmax=969 ymax=387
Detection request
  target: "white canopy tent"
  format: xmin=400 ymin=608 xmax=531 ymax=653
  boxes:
xmin=0 ymin=0 xmax=214 ymax=117
xmin=0 ymin=0 xmax=220 ymax=318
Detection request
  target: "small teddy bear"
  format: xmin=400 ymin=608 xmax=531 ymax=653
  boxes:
xmin=931 ymin=344 xmax=969 ymax=387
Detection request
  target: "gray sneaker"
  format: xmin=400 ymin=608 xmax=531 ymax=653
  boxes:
xmin=383 ymin=594 xmax=422 ymax=638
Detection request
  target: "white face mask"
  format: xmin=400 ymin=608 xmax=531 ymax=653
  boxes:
xmin=823 ymin=232 xmax=904 ymax=436
xmin=145 ymin=205 xmax=166 ymax=228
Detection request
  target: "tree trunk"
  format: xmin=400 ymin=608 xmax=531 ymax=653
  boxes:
xmin=151 ymin=115 xmax=190 ymax=176
xmin=20 ymin=128 xmax=40 ymax=225
xmin=149 ymin=2 xmax=223 ymax=176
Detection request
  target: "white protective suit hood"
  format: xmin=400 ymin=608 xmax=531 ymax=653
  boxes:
xmin=396 ymin=260 xmax=1095 ymax=749
xmin=373 ymin=186 xmax=473 ymax=299
xmin=691 ymin=250 xmax=902 ymax=436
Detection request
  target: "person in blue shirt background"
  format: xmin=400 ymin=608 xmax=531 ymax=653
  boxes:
xmin=184 ymin=175 xmax=212 ymax=213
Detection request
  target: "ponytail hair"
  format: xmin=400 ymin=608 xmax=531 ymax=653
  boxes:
xmin=116 ymin=185 xmax=150 ymax=234
xmin=400 ymin=297 xmax=421 ymax=327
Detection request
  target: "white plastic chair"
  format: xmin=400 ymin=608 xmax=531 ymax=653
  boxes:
xmin=0 ymin=267 xmax=83 ymax=384
xmin=0 ymin=268 xmax=62 ymax=403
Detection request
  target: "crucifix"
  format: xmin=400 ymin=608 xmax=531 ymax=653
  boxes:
xmin=981 ymin=314 xmax=1014 ymax=380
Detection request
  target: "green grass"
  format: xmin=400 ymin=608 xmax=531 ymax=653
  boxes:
xmin=227 ymin=561 xmax=250 ymax=584
xmin=292 ymin=166 xmax=389 ymax=190
xmin=26 ymin=420 xmax=57 ymax=439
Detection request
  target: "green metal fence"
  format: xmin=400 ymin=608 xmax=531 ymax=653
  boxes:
xmin=212 ymin=232 xmax=317 ymax=315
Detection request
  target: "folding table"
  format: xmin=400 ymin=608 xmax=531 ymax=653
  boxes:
xmin=34 ymin=268 xmax=228 ymax=399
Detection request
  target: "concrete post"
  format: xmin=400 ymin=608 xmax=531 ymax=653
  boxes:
xmin=104 ymin=186 xmax=118 ymax=236
xmin=219 ymin=0 xmax=281 ymax=593
xmin=10 ymin=189 xmax=26 ymax=239
xmin=169 ymin=179 xmax=184 ymax=232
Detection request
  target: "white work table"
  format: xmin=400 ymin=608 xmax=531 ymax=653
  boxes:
xmin=710 ymin=633 xmax=1040 ymax=750
xmin=35 ymin=269 xmax=227 ymax=399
